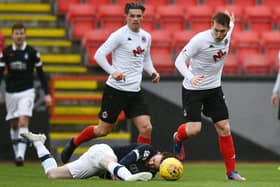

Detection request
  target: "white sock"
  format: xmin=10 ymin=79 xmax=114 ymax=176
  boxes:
xmin=107 ymin=162 xmax=132 ymax=180
xmin=10 ymin=128 xmax=18 ymax=157
xmin=34 ymin=141 xmax=57 ymax=174
xmin=17 ymin=127 xmax=29 ymax=159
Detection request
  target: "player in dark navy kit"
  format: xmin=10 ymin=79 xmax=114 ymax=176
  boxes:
xmin=0 ymin=23 xmax=52 ymax=166
xmin=20 ymin=131 xmax=173 ymax=180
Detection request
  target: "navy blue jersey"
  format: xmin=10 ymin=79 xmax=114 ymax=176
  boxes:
xmin=0 ymin=43 xmax=49 ymax=93
xmin=99 ymin=143 xmax=158 ymax=179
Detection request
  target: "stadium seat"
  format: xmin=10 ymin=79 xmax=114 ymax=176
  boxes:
xmin=150 ymin=30 xmax=173 ymax=74
xmin=240 ymin=53 xmax=272 ymax=76
xmin=0 ymin=31 xmax=4 ymax=52
xmin=231 ymin=31 xmax=260 ymax=57
xmin=172 ymin=30 xmax=196 ymax=56
xmin=261 ymin=31 xmax=280 ymax=68
xmin=55 ymin=0 xmax=80 ymax=15
xmin=262 ymin=0 xmax=280 ymax=7
xmin=86 ymin=0 xmax=112 ymax=6
xmin=231 ymin=0 xmax=256 ymax=6
xmin=156 ymin=5 xmax=185 ymax=30
xmin=98 ymin=5 xmax=125 ymax=31
xmin=172 ymin=0 xmax=197 ymax=6
xmin=215 ymin=5 xmax=244 ymax=31
xmin=141 ymin=5 xmax=156 ymax=31
xmin=244 ymin=5 xmax=273 ymax=33
xmin=66 ymin=4 xmax=97 ymax=40
xmin=273 ymin=7 xmax=280 ymax=30
xmin=142 ymin=0 xmax=169 ymax=6
xmin=184 ymin=6 xmax=213 ymax=31
xmin=222 ymin=54 xmax=240 ymax=76
xmin=82 ymin=29 xmax=111 ymax=66
xmin=201 ymin=0 xmax=228 ymax=7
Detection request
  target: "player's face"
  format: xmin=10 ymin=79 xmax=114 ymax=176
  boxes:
xmin=12 ymin=28 xmax=26 ymax=47
xmin=126 ymin=9 xmax=143 ymax=32
xmin=146 ymin=153 xmax=163 ymax=170
xmin=211 ymin=21 xmax=229 ymax=42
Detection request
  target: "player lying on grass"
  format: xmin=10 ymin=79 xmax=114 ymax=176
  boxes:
xmin=20 ymin=132 xmax=174 ymax=180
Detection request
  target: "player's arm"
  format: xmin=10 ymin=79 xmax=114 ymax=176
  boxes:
xmin=34 ymin=51 xmax=52 ymax=106
xmin=175 ymin=36 xmax=204 ymax=86
xmin=118 ymin=144 xmax=154 ymax=166
xmin=94 ymin=33 xmax=125 ymax=81
xmin=272 ymin=52 xmax=280 ymax=106
xmin=0 ymin=51 xmax=5 ymax=82
xmin=143 ymin=39 xmax=160 ymax=83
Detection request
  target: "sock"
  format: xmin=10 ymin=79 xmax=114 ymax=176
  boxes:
xmin=17 ymin=127 xmax=29 ymax=159
xmin=175 ymin=124 xmax=188 ymax=143
xmin=10 ymin=128 xmax=19 ymax=157
xmin=34 ymin=141 xmax=57 ymax=174
xmin=219 ymin=134 xmax=236 ymax=175
xmin=137 ymin=136 xmax=151 ymax=144
xmin=107 ymin=162 xmax=132 ymax=180
xmin=73 ymin=125 xmax=95 ymax=146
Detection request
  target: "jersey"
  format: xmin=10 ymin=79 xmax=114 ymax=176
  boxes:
xmin=272 ymin=51 xmax=280 ymax=94
xmin=0 ymin=42 xmax=48 ymax=93
xmin=95 ymin=25 xmax=154 ymax=92
xmin=180 ymin=22 xmax=234 ymax=90
xmin=99 ymin=144 xmax=157 ymax=179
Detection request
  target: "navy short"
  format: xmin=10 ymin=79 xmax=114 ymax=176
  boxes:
xmin=182 ymin=86 xmax=229 ymax=123
xmin=99 ymin=85 xmax=150 ymax=123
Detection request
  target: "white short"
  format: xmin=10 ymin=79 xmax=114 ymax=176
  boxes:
xmin=66 ymin=144 xmax=117 ymax=179
xmin=5 ymin=88 xmax=35 ymax=121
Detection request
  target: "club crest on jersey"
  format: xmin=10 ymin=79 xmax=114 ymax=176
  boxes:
xmin=213 ymin=49 xmax=226 ymax=62
xmin=224 ymin=39 xmax=228 ymax=45
xmin=132 ymin=46 xmax=145 ymax=57
xmin=102 ymin=111 xmax=108 ymax=119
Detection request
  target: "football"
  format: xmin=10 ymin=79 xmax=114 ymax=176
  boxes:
xmin=159 ymin=157 xmax=184 ymax=181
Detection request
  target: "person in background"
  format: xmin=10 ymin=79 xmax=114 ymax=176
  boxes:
xmin=172 ymin=11 xmax=245 ymax=181
xmin=0 ymin=23 xmax=52 ymax=166
xmin=21 ymin=131 xmax=173 ymax=180
xmin=61 ymin=2 xmax=160 ymax=164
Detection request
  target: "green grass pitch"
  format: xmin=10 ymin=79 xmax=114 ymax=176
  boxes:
xmin=0 ymin=162 xmax=279 ymax=187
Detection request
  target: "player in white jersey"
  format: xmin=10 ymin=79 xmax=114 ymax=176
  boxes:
xmin=61 ymin=2 xmax=160 ymax=164
xmin=172 ymin=11 xmax=245 ymax=181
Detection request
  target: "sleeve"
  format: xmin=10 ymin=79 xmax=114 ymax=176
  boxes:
xmin=118 ymin=144 xmax=154 ymax=166
xmin=94 ymin=32 xmax=121 ymax=74
xmin=0 ymin=50 xmax=6 ymax=82
xmin=174 ymin=35 xmax=201 ymax=80
xmin=34 ymin=50 xmax=49 ymax=94
xmin=143 ymin=37 xmax=156 ymax=76
xmin=272 ymin=52 xmax=280 ymax=95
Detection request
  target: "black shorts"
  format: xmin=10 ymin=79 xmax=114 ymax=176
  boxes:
xmin=182 ymin=86 xmax=229 ymax=123
xmin=99 ymin=85 xmax=150 ymax=123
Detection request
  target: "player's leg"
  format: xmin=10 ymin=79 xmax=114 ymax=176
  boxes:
xmin=61 ymin=85 xmax=123 ymax=163
xmin=127 ymin=90 xmax=152 ymax=144
xmin=20 ymin=132 xmax=64 ymax=178
xmin=16 ymin=116 xmax=29 ymax=164
xmin=173 ymin=88 xmax=203 ymax=160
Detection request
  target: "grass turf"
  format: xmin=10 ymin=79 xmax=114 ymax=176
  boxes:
xmin=0 ymin=162 xmax=279 ymax=187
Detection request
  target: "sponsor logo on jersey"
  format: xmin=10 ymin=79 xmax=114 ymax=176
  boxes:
xmin=212 ymin=49 xmax=226 ymax=62
xmin=10 ymin=61 xmax=27 ymax=70
xmin=132 ymin=46 xmax=145 ymax=57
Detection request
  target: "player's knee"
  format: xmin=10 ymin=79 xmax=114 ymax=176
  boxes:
xmin=47 ymin=171 xmax=58 ymax=179
xmin=187 ymin=125 xmax=201 ymax=137
xmin=139 ymin=122 xmax=152 ymax=135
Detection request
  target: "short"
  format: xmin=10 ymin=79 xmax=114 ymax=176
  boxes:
xmin=5 ymin=88 xmax=35 ymax=121
xmin=66 ymin=144 xmax=117 ymax=179
xmin=182 ymin=86 xmax=229 ymax=123
xmin=99 ymin=85 xmax=150 ymax=123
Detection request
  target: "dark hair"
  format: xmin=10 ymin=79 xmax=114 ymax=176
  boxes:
xmin=212 ymin=12 xmax=230 ymax=28
xmin=124 ymin=2 xmax=145 ymax=14
xmin=160 ymin=152 xmax=175 ymax=164
xmin=11 ymin=23 xmax=25 ymax=32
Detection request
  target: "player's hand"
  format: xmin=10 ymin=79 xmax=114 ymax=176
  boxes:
xmin=271 ymin=93 xmax=278 ymax=107
xmin=191 ymin=75 xmax=204 ymax=86
xmin=44 ymin=94 xmax=52 ymax=107
xmin=112 ymin=71 xmax=126 ymax=81
xmin=151 ymin=72 xmax=160 ymax=83
xmin=225 ymin=10 xmax=235 ymax=23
